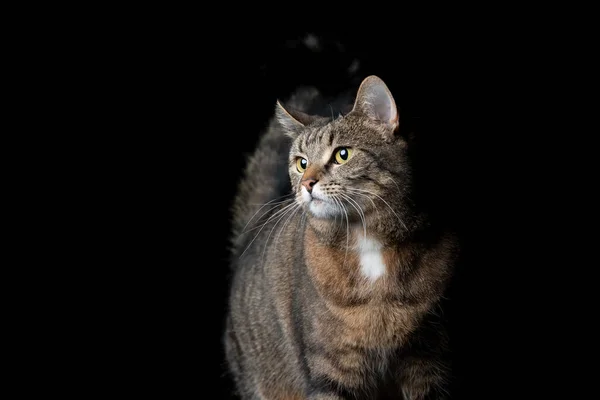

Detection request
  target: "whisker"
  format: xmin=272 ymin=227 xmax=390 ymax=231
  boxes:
xmin=300 ymin=208 xmax=308 ymax=230
xmin=247 ymin=196 xmax=295 ymax=207
xmin=346 ymin=190 xmax=380 ymax=219
xmin=241 ymin=201 xmax=297 ymax=234
xmin=386 ymin=176 xmax=403 ymax=197
xmin=239 ymin=201 xmax=298 ymax=258
xmin=274 ymin=203 xmax=302 ymax=246
xmin=334 ymin=195 xmax=364 ymax=285
xmin=347 ymin=188 xmax=408 ymax=231
xmin=261 ymin=203 xmax=301 ymax=263
xmin=332 ymin=196 xmax=350 ymax=268
xmin=340 ymin=193 xmax=367 ymax=240
xmin=243 ymin=201 xmax=292 ymax=232
xmin=241 ymin=194 xmax=295 ymax=233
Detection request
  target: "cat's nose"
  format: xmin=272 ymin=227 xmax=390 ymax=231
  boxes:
xmin=301 ymin=178 xmax=318 ymax=193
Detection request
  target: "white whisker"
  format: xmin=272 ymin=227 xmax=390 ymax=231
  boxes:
xmin=339 ymin=193 xmax=367 ymax=240
xmin=262 ymin=203 xmax=301 ymax=263
xmin=347 ymin=188 xmax=407 ymax=231
xmin=332 ymin=196 xmax=350 ymax=268
xmin=241 ymin=200 xmax=296 ymax=234
xmin=239 ymin=201 xmax=298 ymax=258
xmin=387 ymin=176 xmax=403 ymax=197
xmin=274 ymin=204 xmax=302 ymax=246
xmin=242 ymin=194 xmax=295 ymax=233
xmin=345 ymin=190 xmax=380 ymax=219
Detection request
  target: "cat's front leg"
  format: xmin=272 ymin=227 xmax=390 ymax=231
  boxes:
xmin=305 ymin=378 xmax=352 ymax=400
xmin=307 ymin=394 xmax=344 ymax=400
xmin=396 ymin=356 xmax=449 ymax=400
xmin=304 ymin=350 xmax=369 ymax=400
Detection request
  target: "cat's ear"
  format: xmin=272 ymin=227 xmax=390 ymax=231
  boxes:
xmin=351 ymin=75 xmax=399 ymax=134
xmin=275 ymin=101 xmax=311 ymax=138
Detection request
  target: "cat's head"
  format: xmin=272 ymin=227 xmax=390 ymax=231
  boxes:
xmin=276 ymin=75 xmax=411 ymax=227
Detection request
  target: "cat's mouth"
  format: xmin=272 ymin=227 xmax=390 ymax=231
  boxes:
xmin=306 ymin=193 xmax=339 ymax=219
xmin=308 ymin=192 xmax=326 ymax=204
xmin=301 ymin=187 xmax=338 ymax=218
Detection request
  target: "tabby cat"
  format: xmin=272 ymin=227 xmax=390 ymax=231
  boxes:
xmin=224 ymin=75 xmax=459 ymax=399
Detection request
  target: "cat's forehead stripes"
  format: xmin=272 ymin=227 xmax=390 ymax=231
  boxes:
xmin=300 ymin=125 xmax=335 ymax=153
xmin=304 ymin=126 xmax=326 ymax=147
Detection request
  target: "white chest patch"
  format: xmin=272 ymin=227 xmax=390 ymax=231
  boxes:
xmin=356 ymin=236 xmax=386 ymax=281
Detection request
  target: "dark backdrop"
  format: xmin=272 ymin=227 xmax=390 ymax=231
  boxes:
xmin=112 ymin=26 xmax=569 ymax=399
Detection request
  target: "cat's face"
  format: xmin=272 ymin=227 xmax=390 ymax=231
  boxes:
xmin=278 ymin=75 xmax=409 ymax=225
xmin=288 ymin=115 xmax=408 ymax=222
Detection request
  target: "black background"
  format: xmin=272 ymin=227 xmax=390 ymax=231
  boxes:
xmin=108 ymin=23 xmax=575 ymax=399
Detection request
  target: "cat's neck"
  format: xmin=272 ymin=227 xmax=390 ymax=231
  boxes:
xmin=305 ymin=212 xmax=420 ymax=250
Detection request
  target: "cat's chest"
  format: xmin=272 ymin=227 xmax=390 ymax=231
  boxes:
xmin=355 ymin=236 xmax=387 ymax=281
xmin=303 ymin=229 xmax=420 ymax=347
xmin=303 ymin=229 xmax=401 ymax=304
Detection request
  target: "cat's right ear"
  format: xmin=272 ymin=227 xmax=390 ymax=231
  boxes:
xmin=275 ymin=101 xmax=309 ymax=138
xmin=351 ymin=75 xmax=399 ymax=136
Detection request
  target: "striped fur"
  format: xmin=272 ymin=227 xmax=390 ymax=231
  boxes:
xmin=225 ymin=75 xmax=458 ymax=399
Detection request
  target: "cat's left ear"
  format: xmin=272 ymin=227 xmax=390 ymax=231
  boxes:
xmin=351 ymin=75 xmax=399 ymax=135
xmin=275 ymin=101 xmax=312 ymax=138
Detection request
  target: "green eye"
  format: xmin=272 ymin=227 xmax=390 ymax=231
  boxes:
xmin=297 ymin=157 xmax=308 ymax=172
xmin=334 ymin=147 xmax=353 ymax=164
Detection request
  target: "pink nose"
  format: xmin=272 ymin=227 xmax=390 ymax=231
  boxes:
xmin=301 ymin=178 xmax=317 ymax=193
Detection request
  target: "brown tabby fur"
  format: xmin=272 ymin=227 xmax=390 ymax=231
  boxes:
xmin=225 ymin=76 xmax=459 ymax=399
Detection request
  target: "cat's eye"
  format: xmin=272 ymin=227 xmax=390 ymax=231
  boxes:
xmin=334 ymin=147 xmax=353 ymax=164
xmin=296 ymin=157 xmax=308 ymax=172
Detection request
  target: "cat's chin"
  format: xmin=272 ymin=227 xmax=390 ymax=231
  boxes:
xmin=308 ymin=199 xmax=339 ymax=219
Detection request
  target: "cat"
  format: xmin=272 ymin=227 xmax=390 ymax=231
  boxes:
xmin=224 ymin=75 xmax=459 ymax=399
